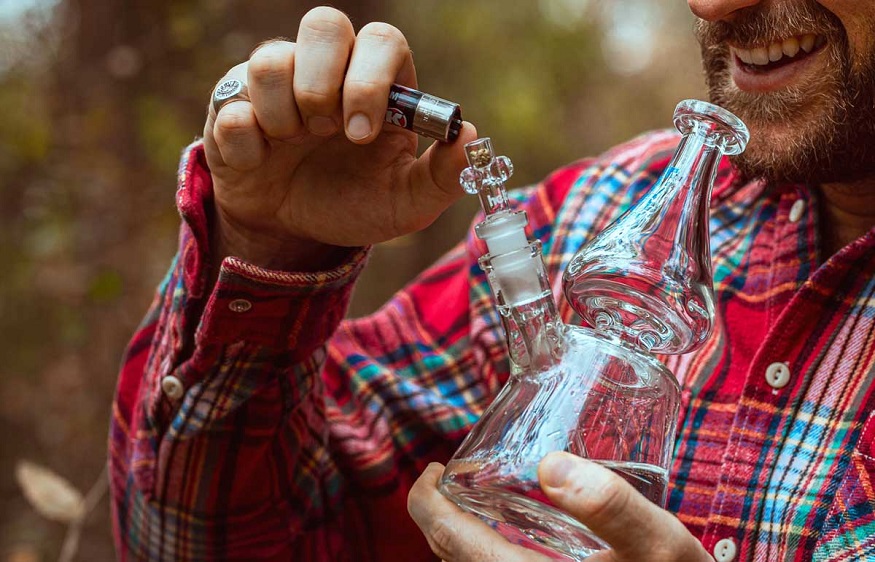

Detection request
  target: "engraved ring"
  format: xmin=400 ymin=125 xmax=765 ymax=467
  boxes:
xmin=212 ymin=78 xmax=249 ymax=114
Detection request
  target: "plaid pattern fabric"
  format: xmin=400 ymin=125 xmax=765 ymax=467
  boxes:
xmin=110 ymin=133 xmax=875 ymax=561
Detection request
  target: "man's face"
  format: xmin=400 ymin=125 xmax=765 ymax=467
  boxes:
xmin=692 ymin=0 xmax=875 ymax=185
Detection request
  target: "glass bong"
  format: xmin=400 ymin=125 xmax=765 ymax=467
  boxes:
xmin=439 ymin=100 xmax=749 ymax=560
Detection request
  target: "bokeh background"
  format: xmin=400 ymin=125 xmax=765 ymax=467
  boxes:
xmin=0 ymin=0 xmax=705 ymax=559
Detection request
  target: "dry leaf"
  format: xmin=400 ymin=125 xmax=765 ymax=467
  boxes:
xmin=15 ymin=460 xmax=85 ymax=523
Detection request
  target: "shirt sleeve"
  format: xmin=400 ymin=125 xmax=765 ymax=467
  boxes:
xmin=109 ymin=140 xmax=579 ymax=561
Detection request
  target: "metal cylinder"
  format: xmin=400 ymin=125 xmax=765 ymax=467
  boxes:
xmin=386 ymin=84 xmax=463 ymax=142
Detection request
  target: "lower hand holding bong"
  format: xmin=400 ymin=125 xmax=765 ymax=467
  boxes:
xmin=408 ymin=452 xmax=714 ymax=562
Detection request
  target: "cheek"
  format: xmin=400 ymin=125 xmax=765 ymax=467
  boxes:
xmin=816 ymin=0 xmax=848 ymax=14
xmin=817 ymin=0 xmax=875 ymax=55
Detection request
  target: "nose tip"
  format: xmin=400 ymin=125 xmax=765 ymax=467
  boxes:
xmin=688 ymin=0 xmax=762 ymax=21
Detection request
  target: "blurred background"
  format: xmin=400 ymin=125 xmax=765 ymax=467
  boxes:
xmin=0 ymin=0 xmax=705 ymax=559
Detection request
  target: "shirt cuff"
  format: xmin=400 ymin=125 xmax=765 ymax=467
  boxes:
xmin=173 ymin=140 xmax=369 ymax=357
xmin=197 ymin=250 xmax=368 ymax=354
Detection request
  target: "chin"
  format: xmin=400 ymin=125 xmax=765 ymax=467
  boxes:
xmin=717 ymin=94 xmax=844 ymax=185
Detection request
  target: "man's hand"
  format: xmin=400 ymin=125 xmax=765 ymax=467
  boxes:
xmin=203 ymin=6 xmax=477 ymax=271
xmin=408 ymin=453 xmax=713 ymax=562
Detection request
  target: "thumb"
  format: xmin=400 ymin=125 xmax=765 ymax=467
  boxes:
xmin=537 ymin=453 xmax=666 ymax=556
xmin=406 ymin=121 xmax=479 ymax=211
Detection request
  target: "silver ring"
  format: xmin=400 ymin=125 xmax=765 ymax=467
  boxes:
xmin=212 ymin=78 xmax=249 ymax=114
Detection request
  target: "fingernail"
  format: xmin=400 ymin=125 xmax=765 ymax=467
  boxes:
xmin=540 ymin=453 xmax=576 ymax=489
xmin=347 ymin=113 xmax=372 ymax=140
xmin=307 ymin=116 xmax=337 ymax=136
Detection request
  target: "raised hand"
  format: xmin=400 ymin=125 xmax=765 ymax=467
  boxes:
xmin=203 ymin=7 xmax=477 ymax=271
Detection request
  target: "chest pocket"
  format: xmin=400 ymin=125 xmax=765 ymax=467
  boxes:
xmin=813 ymin=411 xmax=875 ymax=561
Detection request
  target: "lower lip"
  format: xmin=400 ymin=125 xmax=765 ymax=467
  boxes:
xmin=731 ymin=45 xmax=826 ymax=93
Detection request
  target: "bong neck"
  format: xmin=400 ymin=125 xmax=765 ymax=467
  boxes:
xmin=653 ymin=126 xmax=723 ymax=275
xmin=669 ymin=127 xmax=723 ymax=194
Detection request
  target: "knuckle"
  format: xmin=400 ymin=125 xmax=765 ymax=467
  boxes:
xmin=215 ymin=107 xmax=254 ymax=136
xmin=294 ymin=86 xmax=337 ymax=110
xmin=250 ymin=36 xmax=292 ymax=57
xmin=359 ymin=21 xmax=405 ymax=44
xmin=585 ymin=475 xmax=632 ymax=523
xmin=427 ymin=515 xmax=459 ymax=559
xmin=248 ymin=44 xmax=293 ymax=87
xmin=300 ymin=6 xmax=353 ymax=42
xmin=359 ymin=22 xmax=407 ymax=49
xmin=344 ymin=78 xmax=387 ymax=104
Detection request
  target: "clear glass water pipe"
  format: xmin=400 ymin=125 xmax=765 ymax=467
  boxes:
xmin=439 ymin=101 xmax=749 ymax=560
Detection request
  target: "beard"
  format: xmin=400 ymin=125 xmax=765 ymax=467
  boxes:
xmin=696 ymin=2 xmax=875 ymax=186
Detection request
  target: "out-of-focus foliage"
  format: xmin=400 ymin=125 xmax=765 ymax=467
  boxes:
xmin=0 ymin=0 xmax=704 ymax=559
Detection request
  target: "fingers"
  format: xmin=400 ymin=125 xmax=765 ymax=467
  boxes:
xmin=538 ymin=453 xmax=711 ymax=561
xmin=294 ymin=6 xmax=356 ymax=137
xmin=408 ymin=463 xmax=547 ymax=562
xmin=343 ymin=22 xmax=415 ymax=143
xmin=248 ymin=40 xmax=303 ymax=140
xmin=207 ymin=63 xmax=268 ymax=171
xmin=214 ymin=8 xmax=421 ymax=149
xmin=208 ymin=8 xmax=429 ymax=174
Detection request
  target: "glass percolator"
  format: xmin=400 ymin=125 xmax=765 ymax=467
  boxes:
xmin=439 ymin=100 xmax=750 ymax=560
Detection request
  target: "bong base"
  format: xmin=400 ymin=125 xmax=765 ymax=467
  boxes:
xmin=440 ymin=468 xmax=608 ymax=561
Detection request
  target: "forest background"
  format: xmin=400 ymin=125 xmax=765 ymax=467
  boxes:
xmin=0 ymin=0 xmax=705 ymax=559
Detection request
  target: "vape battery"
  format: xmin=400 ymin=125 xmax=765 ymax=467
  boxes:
xmin=385 ymin=84 xmax=463 ymax=142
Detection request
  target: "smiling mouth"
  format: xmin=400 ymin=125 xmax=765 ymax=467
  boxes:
xmin=731 ymin=34 xmax=828 ymax=73
xmin=725 ymin=33 xmax=831 ymax=94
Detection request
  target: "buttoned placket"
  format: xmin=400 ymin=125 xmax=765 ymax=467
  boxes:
xmin=698 ymin=189 xmax=812 ymax=556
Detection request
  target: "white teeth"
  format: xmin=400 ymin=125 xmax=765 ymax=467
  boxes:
xmin=751 ymin=47 xmax=770 ymax=65
xmin=737 ymin=49 xmax=753 ymax=64
xmin=768 ymin=43 xmax=783 ymax=62
xmin=734 ymin=34 xmax=821 ymax=67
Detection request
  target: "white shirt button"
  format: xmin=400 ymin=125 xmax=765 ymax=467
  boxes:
xmin=228 ymin=299 xmax=252 ymax=313
xmin=161 ymin=375 xmax=185 ymax=400
xmin=713 ymin=538 xmax=737 ymax=562
xmin=789 ymin=199 xmax=806 ymax=223
xmin=765 ymin=362 xmax=791 ymax=389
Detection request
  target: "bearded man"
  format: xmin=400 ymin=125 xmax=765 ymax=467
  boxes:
xmin=109 ymin=1 xmax=875 ymax=560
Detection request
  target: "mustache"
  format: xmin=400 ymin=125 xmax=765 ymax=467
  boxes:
xmin=695 ymin=1 xmax=843 ymax=48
